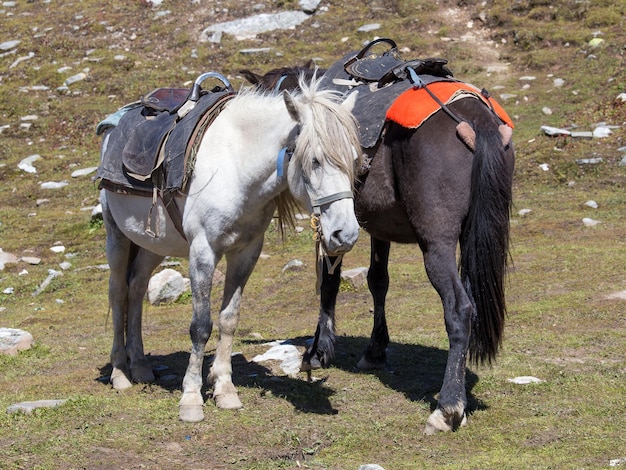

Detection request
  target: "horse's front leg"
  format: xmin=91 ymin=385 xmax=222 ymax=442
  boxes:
xmin=301 ymin=255 xmax=342 ymax=371
xmin=179 ymin=241 xmax=216 ymax=422
xmin=422 ymin=247 xmax=471 ymax=434
xmin=357 ymin=237 xmax=391 ymax=369
xmin=209 ymin=238 xmax=265 ymax=410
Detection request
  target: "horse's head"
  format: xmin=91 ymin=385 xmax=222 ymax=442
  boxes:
xmin=282 ymin=76 xmax=361 ymax=256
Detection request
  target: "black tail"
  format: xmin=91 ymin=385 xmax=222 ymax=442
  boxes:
xmin=460 ymin=125 xmax=514 ymax=365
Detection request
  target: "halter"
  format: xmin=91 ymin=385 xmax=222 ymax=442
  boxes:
xmin=277 ymin=146 xmax=353 ymax=293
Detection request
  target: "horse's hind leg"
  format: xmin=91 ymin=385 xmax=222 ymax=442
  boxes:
xmin=125 ymin=247 xmax=165 ymax=383
xmin=301 ymin=255 xmax=343 ymax=371
xmin=103 ymin=203 xmax=163 ymax=389
xmin=357 ymin=237 xmax=391 ymax=369
xmin=421 ymin=244 xmax=472 ymax=434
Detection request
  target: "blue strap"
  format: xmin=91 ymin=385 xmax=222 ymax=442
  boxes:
xmin=407 ymin=67 xmax=424 ymax=89
xmin=277 ymin=147 xmax=290 ymax=177
xmin=274 ymin=75 xmax=288 ymax=93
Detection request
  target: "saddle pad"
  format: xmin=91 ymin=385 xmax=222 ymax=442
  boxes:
xmin=96 ymin=90 xmax=234 ymax=193
xmin=386 ymin=81 xmax=514 ymax=130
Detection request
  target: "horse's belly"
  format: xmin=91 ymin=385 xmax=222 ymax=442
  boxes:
xmin=106 ymin=191 xmax=189 ymax=258
xmin=356 ymin=204 xmax=418 ymax=244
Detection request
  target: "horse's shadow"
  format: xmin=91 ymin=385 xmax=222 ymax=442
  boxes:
xmin=97 ymin=335 xmax=487 ymax=417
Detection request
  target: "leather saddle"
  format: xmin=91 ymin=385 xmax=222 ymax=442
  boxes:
xmin=343 ymin=38 xmax=453 ymax=88
xmin=120 ymin=72 xmax=235 ymax=181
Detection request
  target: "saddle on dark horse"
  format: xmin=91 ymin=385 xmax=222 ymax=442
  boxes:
xmin=96 ymin=72 xmax=235 ymax=237
xmin=320 ymin=38 xmax=513 ymax=213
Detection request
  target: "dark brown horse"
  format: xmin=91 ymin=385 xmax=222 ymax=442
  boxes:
xmin=243 ymin=40 xmax=515 ymax=434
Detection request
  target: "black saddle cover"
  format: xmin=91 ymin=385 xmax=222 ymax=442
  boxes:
xmin=97 ymin=88 xmax=233 ymax=193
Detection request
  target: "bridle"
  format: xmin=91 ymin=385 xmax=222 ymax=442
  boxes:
xmin=278 ymin=146 xmax=354 ymax=293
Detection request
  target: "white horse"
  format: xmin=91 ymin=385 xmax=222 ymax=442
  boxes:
xmin=99 ymin=74 xmax=361 ymax=422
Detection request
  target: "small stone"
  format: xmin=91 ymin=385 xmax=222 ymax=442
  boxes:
xmin=518 ymin=208 xmax=532 ymax=216
xmin=147 ymin=268 xmax=190 ymax=305
xmin=576 ymin=158 xmax=603 ymax=165
xmin=341 ymin=267 xmax=368 ymax=288
xmin=508 ymin=376 xmax=543 ymax=385
xmin=542 ymin=107 xmax=552 ymax=115
xmin=21 ymin=256 xmax=42 ymax=265
xmin=0 ymin=249 xmax=19 ymax=270
xmin=70 ymin=166 xmax=98 ymax=178
xmin=553 ymin=78 xmax=565 ymax=87
xmin=357 ymin=23 xmax=381 ymax=32
xmin=64 ymin=72 xmax=87 ymax=86
xmin=50 ymin=245 xmax=66 ymax=253
xmin=584 ymin=200 xmax=598 ymax=209
xmin=17 ymin=154 xmax=41 ymax=173
xmin=593 ymin=126 xmax=611 ymax=138
xmin=588 ymin=38 xmax=604 ymax=47
xmin=0 ymin=328 xmax=34 ymax=355
xmin=40 ymin=181 xmax=69 ymax=189
xmin=7 ymin=399 xmax=67 ymax=414
xmin=582 ymin=217 xmax=600 ymax=227
xmin=282 ymin=259 xmax=304 ymax=273
xmin=539 ymin=163 xmax=550 ymax=171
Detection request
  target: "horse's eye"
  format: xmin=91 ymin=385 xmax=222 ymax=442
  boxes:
xmin=312 ymin=157 xmax=321 ymax=169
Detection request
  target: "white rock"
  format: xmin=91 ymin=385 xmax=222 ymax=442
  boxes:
xmin=541 ymin=126 xmax=570 ymax=136
xmin=541 ymin=107 xmax=552 ymax=115
xmin=70 ymin=166 xmax=98 ymax=177
xmin=252 ymin=340 xmax=301 ymax=376
xmin=341 ymin=267 xmax=368 ymax=288
xmin=0 ymin=248 xmax=19 ymax=270
xmin=21 ymin=256 xmax=41 ymax=265
xmin=147 ymin=268 xmax=189 ymax=305
xmin=357 ymin=23 xmax=381 ymax=32
xmin=606 ymin=291 xmax=626 ymax=301
xmin=7 ymin=399 xmax=67 ymax=414
xmin=40 ymin=181 xmax=69 ymax=189
xmin=539 ymin=163 xmax=550 ymax=171
xmin=282 ymin=259 xmax=304 ymax=273
xmin=518 ymin=208 xmax=532 ymax=216
xmin=32 ymin=269 xmax=63 ymax=296
xmin=50 ymin=245 xmax=66 ymax=253
xmin=17 ymin=154 xmax=41 ymax=173
xmin=553 ymin=78 xmax=565 ymax=87
xmin=59 ymin=261 xmax=72 ymax=270
xmin=508 ymin=376 xmax=543 ymax=385
xmin=584 ymin=200 xmax=598 ymax=209
xmin=593 ymin=126 xmax=612 ymax=138
xmin=0 ymin=39 xmax=20 ymax=51
xmin=201 ymin=11 xmax=309 ymax=41
xmin=582 ymin=217 xmax=600 ymax=227
xmin=0 ymin=328 xmax=34 ymax=355
xmin=64 ymin=72 xmax=87 ymax=86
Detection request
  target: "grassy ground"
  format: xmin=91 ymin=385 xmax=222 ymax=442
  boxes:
xmin=1 ymin=0 xmax=625 ymax=468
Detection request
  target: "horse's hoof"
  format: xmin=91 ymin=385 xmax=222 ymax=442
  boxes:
xmin=356 ymin=356 xmax=385 ymax=370
xmin=179 ymin=392 xmax=205 ymax=422
xmin=130 ymin=365 xmax=155 ymax=384
xmin=214 ymin=392 xmax=243 ymax=410
xmin=423 ymin=408 xmax=467 ymax=435
xmin=110 ymin=368 xmax=133 ymax=390
xmin=179 ymin=405 xmax=204 ymax=422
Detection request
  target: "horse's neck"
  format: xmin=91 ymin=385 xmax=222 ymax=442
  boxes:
xmin=191 ymin=100 xmax=293 ymax=205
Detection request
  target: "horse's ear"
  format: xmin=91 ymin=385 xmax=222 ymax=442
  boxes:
xmin=239 ymin=69 xmax=261 ymax=85
xmin=341 ymin=90 xmax=358 ymax=114
xmin=283 ymin=90 xmax=303 ymax=123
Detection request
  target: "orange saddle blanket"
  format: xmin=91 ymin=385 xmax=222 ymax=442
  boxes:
xmin=386 ymin=81 xmax=514 ymax=129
